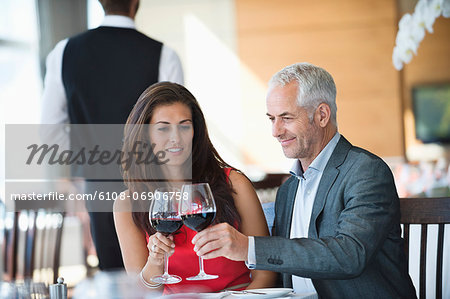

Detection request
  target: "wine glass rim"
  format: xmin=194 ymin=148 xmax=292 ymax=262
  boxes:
xmin=155 ymin=187 xmax=181 ymax=192
xmin=182 ymin=183 xmax=210 ymax=187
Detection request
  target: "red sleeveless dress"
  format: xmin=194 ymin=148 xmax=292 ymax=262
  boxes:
xmin=146 ymin=168 xmax=251 ymax=293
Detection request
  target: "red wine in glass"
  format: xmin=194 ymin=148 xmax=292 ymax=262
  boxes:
xmin=151 ymin=217 xmax=183 ymax=235
xmin=149 ymin=187 xmax=183 ymax=284
xmin=181 ymin=212 xmax=215 ymax=232
xmin=180 ymin=183 xmax=218 ymax=280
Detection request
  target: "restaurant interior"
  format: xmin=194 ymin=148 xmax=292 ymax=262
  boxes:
xmin=1 ymin=0 xmax=449 ymax=298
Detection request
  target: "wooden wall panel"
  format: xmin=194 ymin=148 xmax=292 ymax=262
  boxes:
xmin=237 ymin=0 xmax=395 ymax=33
xmin=236 ymin=0 xmax=403 ymax=159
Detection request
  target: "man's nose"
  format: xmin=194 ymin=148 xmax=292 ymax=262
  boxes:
xmin=272 ymin=119 xmax=284 ymax=138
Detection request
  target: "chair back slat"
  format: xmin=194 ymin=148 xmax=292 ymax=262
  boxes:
xmin=403 ymin=223 xmax=410 ymax=271
xmin=52 ymin=213 xmax=65 ymax=284
xmin=419 ymin=225 xmax=427 ymax=299
xmin=1 ymin=208 xmax=65 ymax=284
xmin=400 ymin=197 xmax=450 ymax=224
xmin=436 ymin=224 xmax=444 ymax=299
xmin=24 ymin=210 xmax=37 ymax=278
xmin=252 ymin=173 xmax=289 ymax=189
xmin=400 ymin=197 xmax=450 ymax=299
xmin=4 ymin=212 xmax=19 ymax=280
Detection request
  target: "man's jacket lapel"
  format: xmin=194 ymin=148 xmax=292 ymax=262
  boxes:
xmin=308 ymin=136 xmax=352 ymax=238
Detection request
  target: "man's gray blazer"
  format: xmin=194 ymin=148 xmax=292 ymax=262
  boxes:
xmin=254 ymin=136 xmax=416 ymax=298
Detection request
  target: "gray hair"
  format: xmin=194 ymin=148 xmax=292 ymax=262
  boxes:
xmin=268 ymin=62 xmax=337 ymax=126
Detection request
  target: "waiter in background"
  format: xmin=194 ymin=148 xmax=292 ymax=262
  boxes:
xmin=41 ymin=0 xmax=184 ymax=270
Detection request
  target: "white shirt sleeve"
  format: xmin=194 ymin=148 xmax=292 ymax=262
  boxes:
xmin=158 ymin=45 xmax=184 ymax=85
xmin=40 ymin=39 xmax=69 ymax=125
xmin=246 ymin=236 xmax=256 ymax=269
xmin=40 ymin=39 xmax=70 ymax=150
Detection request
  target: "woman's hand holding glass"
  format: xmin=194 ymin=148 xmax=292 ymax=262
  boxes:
xmin=147 ymin=232 xmax=175 ymax=266
xmin=148 ymin=187 xmax=183 ymax=284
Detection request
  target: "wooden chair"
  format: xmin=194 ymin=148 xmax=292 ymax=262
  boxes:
xmin=251 ymin=173 xmax=290 ymax=235
xmin=1 ymin=200 xmax=65 ymax=284
xmin=251 ymin=173 xmax=289 ymax=190
xmin=400 ymin=197 xmax=450 ymax=299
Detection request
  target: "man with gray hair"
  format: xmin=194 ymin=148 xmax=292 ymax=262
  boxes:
xmin=192 ymin=63 xmax=416 ymax=298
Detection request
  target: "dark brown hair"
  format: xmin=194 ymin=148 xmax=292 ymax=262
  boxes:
xmin=122 ymin=82 xmax=241 ymax=235
xmin=99 ymin=0 xmax=134 ymax=15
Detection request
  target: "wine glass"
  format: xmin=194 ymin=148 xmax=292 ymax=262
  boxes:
xmin=149 ymin=187 xmax=183 ymax=284
xmin=180 ymin=183 xmax=218 ymax=280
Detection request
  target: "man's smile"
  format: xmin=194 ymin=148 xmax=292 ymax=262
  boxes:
xmin=280 ymin=137 xmax=296 ymax=146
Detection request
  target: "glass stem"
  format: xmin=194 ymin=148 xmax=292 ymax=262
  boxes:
xmin=198 ymin=256 xmax=206 ymax=275
xmin=163 ymin=252 xmax=169 ymax=277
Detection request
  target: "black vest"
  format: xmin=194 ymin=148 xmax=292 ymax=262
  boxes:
xmin=62 ymin=26 xmax=162 ymax=124
xmin=62 ymin=27 xmax=162 ymax=181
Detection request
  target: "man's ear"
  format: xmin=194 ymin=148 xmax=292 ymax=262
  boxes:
xmin=130 ymin=0 xmax=140 ymax=18
xmin=316 ymin=103 xmax=331 ymax=128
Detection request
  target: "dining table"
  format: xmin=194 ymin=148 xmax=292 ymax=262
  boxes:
xmin=154 ymin=289 xmax=318 ymax=299
xmin=71 ymin=270 xmax=319 ymax=299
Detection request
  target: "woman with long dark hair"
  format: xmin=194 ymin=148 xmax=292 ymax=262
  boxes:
xmin=114 ymin=82 xmax=275 ymax=293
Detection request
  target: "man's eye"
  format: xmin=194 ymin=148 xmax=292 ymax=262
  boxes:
xmin=282 ymin=117 xmax=292 ymax=121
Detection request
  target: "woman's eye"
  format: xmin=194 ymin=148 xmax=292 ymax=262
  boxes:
xmin=158 ymin=127 xmax=169 ymax=132
xmin=180 ymin=124 xmax=192 ymax=130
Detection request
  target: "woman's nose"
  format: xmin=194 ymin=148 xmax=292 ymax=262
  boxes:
xmin=169 ymin=125 xmax=181 ymax=143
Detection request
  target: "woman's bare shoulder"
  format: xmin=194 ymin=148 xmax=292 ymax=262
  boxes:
xmin=113 ymin=190 xmax=132 ymax=213
xmin=228 ymin=170 xmax=254 ymax=194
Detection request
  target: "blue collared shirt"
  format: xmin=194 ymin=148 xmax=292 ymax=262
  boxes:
xmin=289 ymin=132 xmax=340 ymax=293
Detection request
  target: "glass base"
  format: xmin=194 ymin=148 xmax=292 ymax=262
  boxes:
xmin=151 ymin=274 xmax=182 ymax=284
xmin=186 ymin=272 xmax=218 ymax=281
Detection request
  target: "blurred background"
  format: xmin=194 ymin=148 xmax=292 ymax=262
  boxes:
xmin=0 ymin=0 xmax=449 ymax=293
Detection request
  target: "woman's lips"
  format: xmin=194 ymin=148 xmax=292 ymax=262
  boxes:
xmin=166 ymin=147 xmax=184 ymax=156
xmin=280 ymin=138 xmax=295 ymax=147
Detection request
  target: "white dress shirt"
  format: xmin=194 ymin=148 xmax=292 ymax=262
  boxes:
xmin=40 ymin=15 xmax=184 ymax=125
xmin=247 ymin=132 xmax=341 ymax=294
